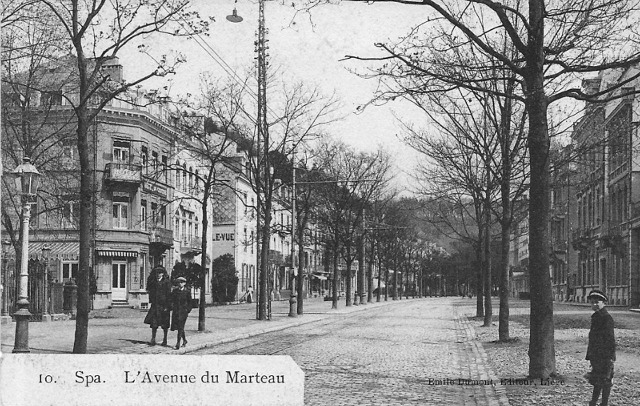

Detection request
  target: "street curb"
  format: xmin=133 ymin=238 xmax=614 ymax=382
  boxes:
xmin=454 ymin=304 xmax=511 ymax=406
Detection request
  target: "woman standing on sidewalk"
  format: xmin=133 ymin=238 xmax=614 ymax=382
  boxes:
xmin=586 ymin=289 xmax=616 ymax=406
xmin=143 ymin=266 xmax=172 ymax=346
xmin=171 ymin=277 xmax=191 ymax=350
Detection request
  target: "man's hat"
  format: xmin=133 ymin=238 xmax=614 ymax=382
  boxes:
xmin=153 ymin=266 xmax=167 ymax=274
xmin=587 ymin=289 xmax=608 ymax=302
xmin=175 ymin=277 xmax=187 ymax=283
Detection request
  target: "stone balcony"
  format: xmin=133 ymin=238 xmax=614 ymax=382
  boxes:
xmin=104 ymin=162 xmax=142 ymax=186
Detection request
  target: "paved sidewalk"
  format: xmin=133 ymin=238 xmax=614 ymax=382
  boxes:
xmin=1 ymin=296 xmax=401 ymax=355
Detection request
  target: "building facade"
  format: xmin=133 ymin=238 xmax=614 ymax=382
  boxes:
xmin=570 ymin=69 xmax=640 ymax=306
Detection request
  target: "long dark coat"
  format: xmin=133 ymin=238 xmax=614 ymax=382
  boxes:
xmin=586 ymin=307 xmax=616 ymax=387
xmin=171 ymin=287 xmax=191 ymax=331
xmin=143 ymin=274 xmax=172 ymax=329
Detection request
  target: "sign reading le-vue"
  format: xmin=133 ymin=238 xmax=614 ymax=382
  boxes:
xmin=213 ymin=233 xmax=234 ymax=242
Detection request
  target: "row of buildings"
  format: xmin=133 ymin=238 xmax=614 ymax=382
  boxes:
xmin=1 ymin=57 xmax=331 ymax=311
xmin=509 ymin=66 xmax=640 ymax=307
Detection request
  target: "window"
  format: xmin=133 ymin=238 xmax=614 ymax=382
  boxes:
xmin=159 ymin=205 xmax=166 ymax=228
xmin=113 ymin=140 xmax=130 ymax=164
xmin=250 ymin=231 xmax=254 ymax=254
xmin=176 ymin=162 xmax=181 ymax=189
xmin=182 ymin=164 xmax=187 ymax=191
xmin=41 ymin=90 xmax=63 ymax=107
xmin=61 ymin=137 xmax=76 ymax=168
xmin=244 ymin=228 xmax=248 ymax=252
xmin=140 ymin=253 xmax=147 ymax=290
xmin=62 ymin=199 xmax=80 ymax=227
xmin=141 ymin=200 xmax=147 ymax=231
xmin=162 ymin=156 xmax=168 ymax=182
xmin=113 ymin=196 xmax=129 ymax=229
xmin=62 ymin=262 xmax=79 ymax=281
xmin=148 ymin=203 xmax=156 ymax=228
xmin=141 ymin=146 xmax=148 ymax=174
xmin=152 ymin=151 xmax=159 ymax=173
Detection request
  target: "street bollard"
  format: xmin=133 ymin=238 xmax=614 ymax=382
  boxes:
xmin=288 ymin=294 xmax=297 ymax=317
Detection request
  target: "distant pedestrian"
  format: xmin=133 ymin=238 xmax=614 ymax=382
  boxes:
xmin=246 ymin=286 xmax=253 ymax=304
xmin=171 ymin=277 xmax=191 ymax=350
xmin=585 ymin=289 xmax=615 ymax=406
xmin=143 ymin=266 xmax=172 ymax=346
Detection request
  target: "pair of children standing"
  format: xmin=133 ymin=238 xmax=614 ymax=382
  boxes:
xmin=143 ymin=267 xmax=191 ymax=350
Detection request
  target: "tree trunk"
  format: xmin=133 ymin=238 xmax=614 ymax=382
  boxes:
xmin=258 ymin=199 xmax=271 ymax=320
xmin=475 ymin=246 xmax=484 ymax=317
xmin=345 ymin=255 xmax=352 ymax=307
xmin=73 ymin=114 xmax=91 ymax=354
xmin=483 ymin=161 xmax=492 ymax=327
xmin=393 ymin=255 xmax=398 ymax=300
xmin=332 ymin=241 xmax=339 ymax=309
xmin=199 ymin=188 xmax=209 ymax=331
xmin=297 ymin=224 xmax=305 ymax=315
xmin=526 ymin=0 xmax=556 ymax=379
xmin=368 ymin=233 xmax=375 ymax=303
xmin=498 ymin=78 xmax=515 ymax=342
xmin=357 ymin=232 xmax=365 ymax=305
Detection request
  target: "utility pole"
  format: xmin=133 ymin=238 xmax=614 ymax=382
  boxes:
xmin=290 ymin=151 xmax=299 ymax=316
xmin=228 ymin=0 xmax=270 ymax=320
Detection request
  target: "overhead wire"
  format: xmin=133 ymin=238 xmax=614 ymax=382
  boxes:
xmin=166 ymin=3 xmax=281 ymax=122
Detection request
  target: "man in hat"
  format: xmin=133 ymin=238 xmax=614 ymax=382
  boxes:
xmin=586 ymin=289 xmax=616 ymax=406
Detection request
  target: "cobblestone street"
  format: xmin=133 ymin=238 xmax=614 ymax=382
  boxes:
xmin=195 ymin=297 xmax=507 ymax=406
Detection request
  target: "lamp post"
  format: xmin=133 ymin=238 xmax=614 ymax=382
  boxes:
xmin=10 ymin=157 xmax=41 ymax=353
xmin=42 ymin=244 xmax=51 ymax=321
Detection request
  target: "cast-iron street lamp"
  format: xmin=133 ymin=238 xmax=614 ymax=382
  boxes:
xmin=10 ymin=157 xmax=41 ymax=353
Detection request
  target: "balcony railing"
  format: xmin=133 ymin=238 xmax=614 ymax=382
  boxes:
xmin=149 ymin=227 xmax=173 ymax=247
xmin=181 ymin=236 xmax=202 ymax=251
xmin=104 ymin=162 xmax=142 ymax=185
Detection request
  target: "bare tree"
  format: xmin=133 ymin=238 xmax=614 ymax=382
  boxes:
xmin=23 ymin=0 xmax=209 ymax=353
xmin=313 ymin=139 xmax=391 ymax=308
xmin=242 ymin=79 xmax=340 ymax=320
xmin=168 ymin=74 xmax=251 ymax=331
xmin=317 ymin=0 xmax=640 ymax=379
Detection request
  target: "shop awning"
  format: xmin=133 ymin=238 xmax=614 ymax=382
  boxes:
xmin=29 ymin=242 xmax=79 ymax=260
xmin=96 ymin=250 xmax=138 ymax=257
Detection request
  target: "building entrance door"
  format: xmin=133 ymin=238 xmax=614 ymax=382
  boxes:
xmin=112 ymin=262 xmax=127 ymax=300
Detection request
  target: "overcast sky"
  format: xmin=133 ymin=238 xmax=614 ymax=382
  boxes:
xmin=123 ymin=0 xmax=432 ymax=192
